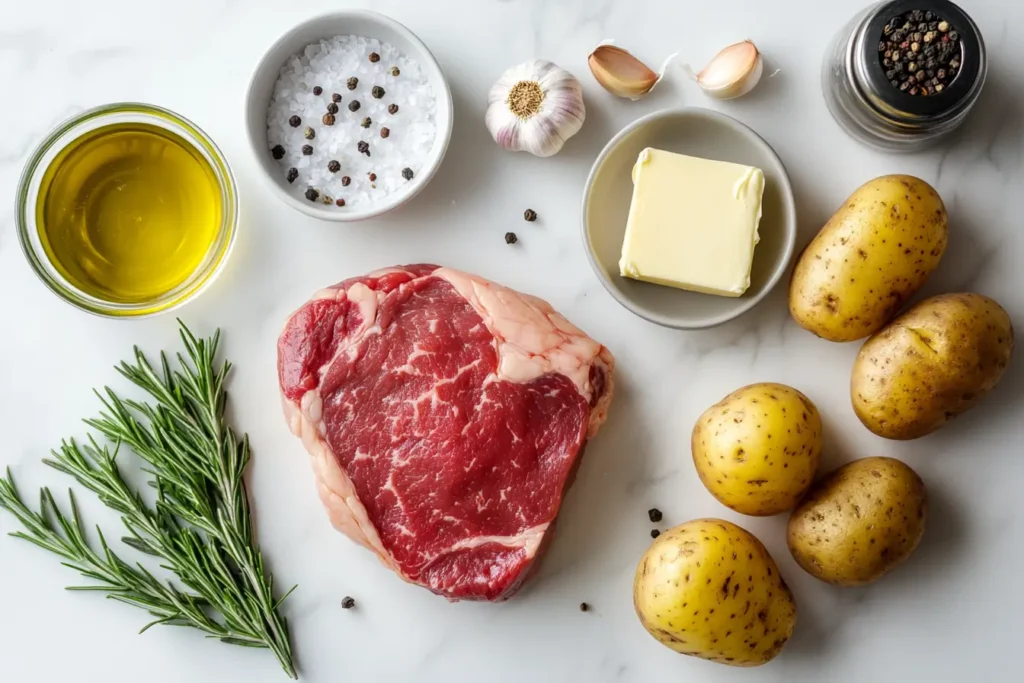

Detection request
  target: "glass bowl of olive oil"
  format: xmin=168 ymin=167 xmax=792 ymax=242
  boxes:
xmin=16 ymin=103 xmax=237 ymax=317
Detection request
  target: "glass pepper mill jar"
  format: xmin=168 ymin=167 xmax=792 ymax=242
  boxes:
xmin=822 ymin=0 xmax=986 ymax=152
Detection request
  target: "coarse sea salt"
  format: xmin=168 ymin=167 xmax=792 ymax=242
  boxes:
xmin=267 ymin=35 xmax=438 ymax=208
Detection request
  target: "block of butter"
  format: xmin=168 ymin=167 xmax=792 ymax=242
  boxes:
xmin=618 ymin=148 xmax=765 ymax=297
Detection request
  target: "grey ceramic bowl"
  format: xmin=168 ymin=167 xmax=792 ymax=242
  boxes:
xmin=245 ymin=11 xmax=453 ymax=222
xmin=582 ymin=107 xmax=797 ymax=329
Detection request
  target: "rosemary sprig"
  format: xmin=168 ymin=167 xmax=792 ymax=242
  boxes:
xmin=0 ymin=323 xmax=297 ymax=678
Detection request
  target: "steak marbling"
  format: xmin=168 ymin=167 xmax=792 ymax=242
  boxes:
xmin=278 ymin=265 xmax=614 ymax=601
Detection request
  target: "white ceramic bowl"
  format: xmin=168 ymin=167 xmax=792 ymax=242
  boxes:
xmin=245 ymin=11 xmax=454 ymax=222
xmin=582 ymin=108 xmax=797 ymax=329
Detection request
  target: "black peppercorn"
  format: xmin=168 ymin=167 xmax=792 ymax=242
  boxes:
xmin=327 ymin=160 xmax=341 ymax=173
xmin=650 ymin=529 xmax=661 ymax=539
xmin=372 ymin=86 xmax=385 ymax=99
xmin=388 ymin=104 xmax=399 ymax=115
xmin=368 ymin=172 xmax=377 ymax=181
xmin=327 ymin=102 xmax=339 ymax=115
xmin=504 ymin=232 xmax=517 ymax=244
xmin=348 ymin=100 xmax=361 ymax=112
xmin=368 ymin=52 xmax=380 ymax=63
xmin=579 ymin=602 xmax=589 ymax=612
xmin=401 ymin=167 xmax=414 ymax=181
xmin=341 ymin=176 xmax=351 ymax=187
xmin=312 ymin=85 xmax=323 ymax=96
xmin=341 ymin=596 xmax=355 ymax=609
xmin=304 ymin=127 xmax=315 ymax=140
xmin=361 ymin=117 xmax=372 ymax=128
xmin=380 ymin=127 xmax=390 ymax=138
xmin=523 ymin=208 xmax=537 ymax=222
xmin=322 ymin=113 xmax=336 ymax=126
xmin=271 ymin=144 xmax=285 ymax=160
xmin=304 ymin=187 xmax=319 ymax=202
xmin=302 ymin=144 xmax=313 ymax=156
xmin=357 ymin=141 xmax=370 ymax=157
xmin=347 ymin=77 xmax=359 ymax=90
xmin=288 ymin=115 xmax=301 ymax=127
xmin=647 ymin=508 xmax=663 ymax=523
xmin=332 ymin=92 xmax=342 ymax=103
xmin=336 ymin=198 xmax=346 ymax=207
xmin=286 ymin=167 xmax=298 ymax=183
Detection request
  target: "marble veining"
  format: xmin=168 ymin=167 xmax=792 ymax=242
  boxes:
xmin=1 ymin=0 xmax=1022 ymax=681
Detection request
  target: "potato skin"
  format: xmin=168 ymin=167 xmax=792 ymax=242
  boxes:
xmin=633 ymin=518 xmax=796 ymax=667
xmin=789 ymin=175 xmax=948 ymax=342
xmin=692 ymin=383 xmax=822 ymax=516
xmin=852 ymin=293 xmax=1014 ymax=440
xmin=787 ymin=457 xmax=927 ymax=586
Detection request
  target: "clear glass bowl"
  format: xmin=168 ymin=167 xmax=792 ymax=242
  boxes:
xmin=16 ymin=103 xmax=238 ymax=317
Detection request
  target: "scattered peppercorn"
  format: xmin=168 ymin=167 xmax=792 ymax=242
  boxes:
xmin=286 ymin=167 xmax=299 ymax=184
xmin=369 ymin=52 xmax=380 ymax=63
xmin=504 ymin=232 xmax=518 ymax=244
xmin=332 ymin=92 xmax=342 ymax=103
xmin=380 ymin=127 xmax=390 ymax=138
xmin=348 ymin=100 xmax=361 ymax=112
xmin=579 ymin=602 xmax=590 ymax=612
xmin=271 ymin=144 xmax=285 ymax=160
xmin=388 ymin=104 xmax=399 ymax=115
xmin=288 ymin=115 xmax=301 ymax=127
xmin=648 ymin=508 xmax=663 ymax=523
xmin=389 ymin=66 xmax=400 ymax=77
xmin=341 ymin=176 xmax=351 ymax=187
xmin=650 ymin=529 xmax=661 ymax=539
xmin=304 ymin=187 xmax=319 ymax=202
xmin=523 ymin=208 xmax=537 ymax=222
xmin=372 ymin=86 xmax=385 ymax=99
xmin=327 ymin=102 xmax=339 ymax=115
xmin=327 ymin=160 xmax=341 ymax=173
xmin=361 ymin=116 xmax=372 ymax=128
xmin=402 ymin=167 xmax=414 ymax=181
xmin=312 ymin=85 xmax=323 ymax=96
xmin=341 ymin=596 xmax=355 ymax=609
xmin=368 ymin=172 xmax=377 ymax=181
xmin=357 ymin=141 xmax=370 ymax=157
xmin=304 ymin=127 xmax=315 ymax=140
xmin=336 ymin=198 xmax=346 ymax=207
xmin=302 ymin=144 xmax=313 ymax=156
xmin=347 ymin=77 xmax=359 ymax=90
xmin=322 ymin=113 xmax=336 ymax=126
xmin=880 ymin=9 xmax=961 ymax=95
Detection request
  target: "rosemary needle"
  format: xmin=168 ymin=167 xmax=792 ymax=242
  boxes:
xmin=0 ymin=323 xmax=297 ymax=678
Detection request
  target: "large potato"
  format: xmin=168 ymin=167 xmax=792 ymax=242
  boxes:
xmin=692 ymin=383 xmax=822 ymax=516
xmin=852 ymin=293 xmax=1013 ymax=440
xmin=787 ymin=457 xmax=927 ymax=586
xmin=789 ymin=175 xmax=948 ymax=342
xmin=634 ymin=519 xmax=796 ymax=667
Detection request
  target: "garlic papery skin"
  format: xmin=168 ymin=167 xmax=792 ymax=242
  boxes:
xmin=695 ymin=40 xmax=763 ymax=100
xmin=588 ymin=45 xmax=660 ymax=100
xmin=486 ymin=60 xmax=585 ymax=157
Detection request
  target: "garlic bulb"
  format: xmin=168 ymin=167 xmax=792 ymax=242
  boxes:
xmin=486 ymin=60 xmax=585 ymax=157
xmin=694 ymin=40 xmax=764 ymax=100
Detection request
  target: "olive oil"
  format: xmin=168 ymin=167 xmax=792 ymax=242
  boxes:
xmin=37 ymin=122 xmax=222 ymax=303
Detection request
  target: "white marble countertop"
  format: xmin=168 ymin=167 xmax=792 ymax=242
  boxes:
xmin=2 ymin=0 xmax=1022 ymax=681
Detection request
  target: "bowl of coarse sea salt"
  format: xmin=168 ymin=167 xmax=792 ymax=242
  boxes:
xmin=246 ymin=11 xmax=453 ymax=221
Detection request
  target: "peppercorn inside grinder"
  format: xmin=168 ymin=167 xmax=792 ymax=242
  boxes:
xmin=822 ymin=0 xmax=985 ymax=151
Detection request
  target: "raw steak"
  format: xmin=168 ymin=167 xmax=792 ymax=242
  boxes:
xmin=278 ymin=265 xmax=614 ymax=601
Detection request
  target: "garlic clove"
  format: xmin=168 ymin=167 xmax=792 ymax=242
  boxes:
xmin=695 ymin=40 xmax=763 ymax=100
xmin=588 ymin=45 xmax=660 ymax=100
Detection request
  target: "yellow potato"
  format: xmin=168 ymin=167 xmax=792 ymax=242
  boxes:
xmin=692 ymin=383 xmax=822 ymax=516
xmin=789 ymin=175 xmax=948 ymax=342
xmin=852 ymin=293 xmax=1014 ymax=440
xmin=787 ymin=457 xmax=927 ymax=586
xmin=634 ymin=519 xmax=796 ymax=667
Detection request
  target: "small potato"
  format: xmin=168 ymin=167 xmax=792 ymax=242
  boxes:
xmin=787 ymin=457 xmax=927 ymax=586
xmin=634 ymin=519 xmax=796 ymax=666
xmin=852 ymin=293 xmax=1014 ymax=440
xmin=692 ymin=383 xmax=822 ymax=516
xmin=789 ymin=175 xmax=948 ymax=342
